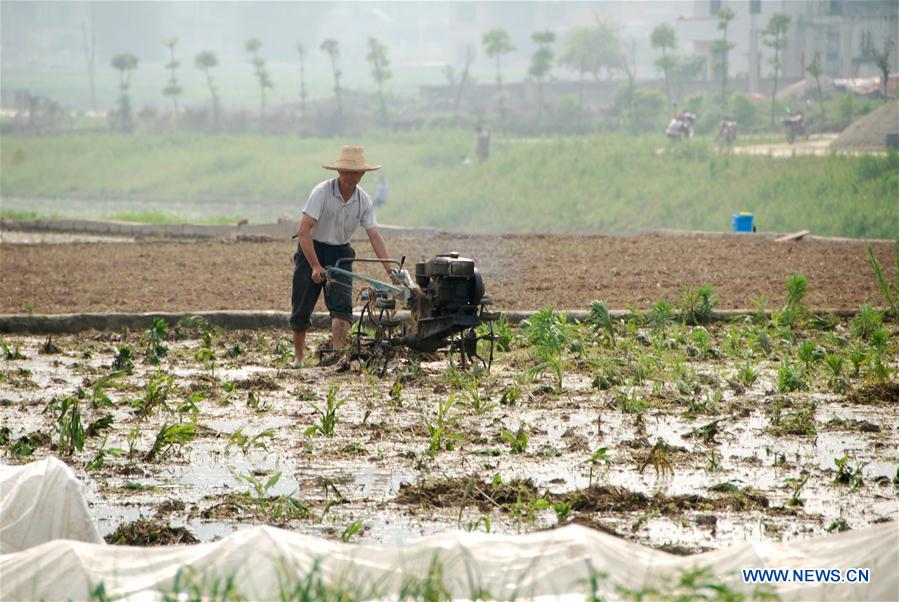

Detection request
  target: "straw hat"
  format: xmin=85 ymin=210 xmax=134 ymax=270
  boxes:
xmin=322 ymin=146 xmax=381 ymax=172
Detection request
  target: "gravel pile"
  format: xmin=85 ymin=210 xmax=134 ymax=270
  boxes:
xmin=829 ymin=101 xmax=898 ymax=151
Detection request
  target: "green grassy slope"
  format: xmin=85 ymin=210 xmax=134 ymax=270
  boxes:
xmin=2 ymin=130 xmax=897 ymax=238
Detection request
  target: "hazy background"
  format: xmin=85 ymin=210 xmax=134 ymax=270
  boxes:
xmin=2 ymin=1 xmax=703 ymax=107
xmin=1 ymin=1 xmax=897 ymax=238
xmin=6 ymin=1 xmax=896 ymax=110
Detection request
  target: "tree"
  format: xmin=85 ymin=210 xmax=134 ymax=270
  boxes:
xmin=560 ymin=27 xmax=598 ymax=107
xmin=871 ymin=34 xmax=895 ymax=101
xmin=162 ymin=37 xmax=182 ymax=116
xmin=650 ymin=24 xmax=677 ymax=111
xmin=529 ymin=30 xmax=555 ymax=120
xmin=320 ymin=38 xmax=343 ymax=119
xmin=81 ymin=2 xmax=96 ymax=113
xmin=763 ymin=12 xmax=792 ymax=125
xmin=805 ymin=56 xmax=826 ymax=122
xmin=559 ymin=23 xmax=627 ymax=107
xmin=194 ymin=51 xmax=220 ymax=132
xmin=296 ymin=44 xmax=308 ymax=115
xmin=671 ymin=55 xmax=705 ymax=82
xmin=482 ymin=28 xmax=515 ymax=119
xmin=451 ymin=45 xmax=476 ymax=121
xmin=366 ymin=37 xmax=391 ymax=123
xmin=245 ymin=38 xmax=273 ymax=128
xmin=712 ymin=7 xmax=735 ymax=110
xmin=110 ymin=53 xmax=138 ymax=132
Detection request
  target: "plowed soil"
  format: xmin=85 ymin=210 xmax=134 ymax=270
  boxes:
xmin=1 ymin=233 xmax=895 ymax=314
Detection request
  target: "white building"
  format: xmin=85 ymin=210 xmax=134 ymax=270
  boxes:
xmin=675 ymin=0 xmax=899 ymax=93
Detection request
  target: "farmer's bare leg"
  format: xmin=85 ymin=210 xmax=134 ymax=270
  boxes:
xmin=331 ymin=318 xmax=351 ymax=350
xmin=293 ymin=330 xmax=307 ymax=364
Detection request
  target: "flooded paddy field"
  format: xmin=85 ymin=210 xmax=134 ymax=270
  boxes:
xmin=1 ymin=310 xmax=896 ymax=554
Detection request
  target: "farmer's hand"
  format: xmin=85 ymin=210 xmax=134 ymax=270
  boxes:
xmin=311 ymin=266 xmax=326 ymax=284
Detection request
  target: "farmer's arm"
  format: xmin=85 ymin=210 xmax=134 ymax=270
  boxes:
xmin=298 ymin=213 xmax=326 ymax=283
xmin=366 ymin=227 xmax=393 ymax=274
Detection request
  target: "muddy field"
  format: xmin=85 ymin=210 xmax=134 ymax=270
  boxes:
xmin=1 ymin=233 xmax=896 ymax=314
xmin=1 ymin=306 xmax=896 ymax=553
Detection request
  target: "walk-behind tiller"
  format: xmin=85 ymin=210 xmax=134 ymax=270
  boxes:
xmin=323 ymin=253 xmax=500 ymax=374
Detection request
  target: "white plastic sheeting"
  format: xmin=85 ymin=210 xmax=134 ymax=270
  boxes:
xmin=2 ymin=521 xmax=897 ymax=600
xmin=0 ymin=458 xmax=896 ymax=601
xmin=0 ymin=457 xmax=102 ymax=554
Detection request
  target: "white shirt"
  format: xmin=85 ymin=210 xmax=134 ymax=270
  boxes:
xmin=302 ymin=178 xmax=378 ymax=245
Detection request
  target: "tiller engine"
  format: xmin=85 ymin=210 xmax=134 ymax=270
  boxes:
xmin=324 ymin=252 xmax=500 ymax=374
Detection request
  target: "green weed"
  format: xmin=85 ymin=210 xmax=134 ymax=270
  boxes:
xmin=85 ymin=414 xmax=114 ymax=437
xmin=679 ymin=283 xmax=718 ymax=325
xmin=143 ymin=318 xmax=169 ymax=364
xmin=8 ymin=435 xmax=38 ymax=458
xmin=112 ymin=345 xmax=134 ymax=372
xmin=499 ymin=384 xmax=521 ymax=406
xmin=144 ymin=422 xmax=196 ymax=461
xmin=647 ymin=300 xmax=675 ymax=330
xmin=777 ymin=361 xmax=807 ymax=393
xmin=227 ymin=425 xmax=275 ymax=454
xmin=768 ymin=400 xmax=817 ymax=437
xmin=587 ymin=300 xmax=616 ymax=344
xmin=340 ymin=521 xmax=363 ymax=543
xmin=824 ymin=353 xmax=848 ymax=392
xmin=87 ymin=371 xmax=127 ymax=408
xmin=523 ymin=307 xmax=571 ymax=391
xmin=85 ymin=435 xmax=123 ymax=471
xmin=777 ymin=273 xmax=809 ymax=329
xmin=426 ymin=394 xmax=462 ymax=454
xmin=501 ymin=426 xmax=528 ymax=454
xmin=57 ymin=396 xmax=85 ymax=455
xmin=851 ymin=303 xmax=884 ymax=341
xmin=1 ymin=340 xmax=25 ymax=360
xmin=833 ymin=454 xmax=868 ymax=489
xmin=587 ymin=447 xmax=611 ymax=487
xmin=796 ymin=340 xmax=825 ymax=372
xmin=552 ymin=501 xmax=572 ymax=524
xmin=236 ymin=470 xmax=310 ymax=522
xmin=305 ymin=385 xmax=344 ymax=437
xmin=786 ymin=473 xmax=810 ymax=507
xmin=272 ymin=339 xmax=293 ymax=365
xmin=132 ymin=372 xmax=174 ymax=416
xmin=614 ymin=388 xmax=647 ymax=414
xmin=246 ymin=389 xmax=270 ymax=412
xmin=461 ymin=380 xmax=494 ymax=414
xmin=126 ymin=427 xmax=140 ymax=460
xmin=734 ymin=361 xmax=759 ymax=388
xmin=866 ymin=241 xmax=898 ymax=316
xmin=157 ymin=566 xmax=241 ymax=602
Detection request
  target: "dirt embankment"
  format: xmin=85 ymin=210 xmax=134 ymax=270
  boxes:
xmin=829 ymin=101 xmax=899 ymax=152
xmin=1 ymin=233 xmax=894 ymax=314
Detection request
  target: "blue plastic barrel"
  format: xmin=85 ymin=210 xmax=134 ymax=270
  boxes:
xmin=732 ymin=212 xmax=754 ymax=233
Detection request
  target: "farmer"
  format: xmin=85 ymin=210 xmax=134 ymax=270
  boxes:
xmin=291 ymin=146 xmax=393 ymax=366
xmin=374 ymin=174 xmax=389 ymax=207
xmin=475 ymin=125 xmax=491 ymax=163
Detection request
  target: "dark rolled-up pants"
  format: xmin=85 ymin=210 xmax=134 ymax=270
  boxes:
xmin=290 ymin=240 xmax=355 ymax=331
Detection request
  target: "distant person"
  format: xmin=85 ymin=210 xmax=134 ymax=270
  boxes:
xmin=374 ymin=174 xmax=389 ymax=207
xmin=290 ymin=146 xmax=394 ymax=367
xmin=476 ymin=125 xmax=491 ymax=163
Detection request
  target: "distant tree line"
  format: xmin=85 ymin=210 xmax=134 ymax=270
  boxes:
xmin=8 ymin=13 xmax=892 ymax=138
